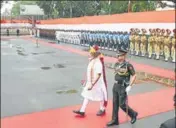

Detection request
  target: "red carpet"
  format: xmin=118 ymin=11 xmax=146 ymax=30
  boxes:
xmin=23 ymin=37 xmax=175 ymax=80
xmin=1 ymin=88 xmax=174 ymax=128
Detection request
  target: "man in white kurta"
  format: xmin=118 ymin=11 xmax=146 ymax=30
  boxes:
xmin=73 ymin=45 xmax=108 ymax=116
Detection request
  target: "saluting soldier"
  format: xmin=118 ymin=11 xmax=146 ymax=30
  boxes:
xmin=171 ymin=29 xmax=175 ymax=62
xmin=106 ymin=48 xmax=138 ymax=127
xmin=164 ymin=29 xmax=172 ymax=61
xmin=155 ymin=28 xmax=161 ymax=60
xmin=140 ymin=29 xmax=147 ymax=56
xmin=148 ymin=29 xmax=154 ymax=58
xmin=129 ymin=28 xmax=135 ymax=54
xmin=134 ymin=28 xmax=140 ymax=55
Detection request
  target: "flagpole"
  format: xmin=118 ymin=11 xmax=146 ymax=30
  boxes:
xmin=128 ymin=0 xmax=131 ymax=13
xmin=108 ymin=0 xmax=111 ymax=15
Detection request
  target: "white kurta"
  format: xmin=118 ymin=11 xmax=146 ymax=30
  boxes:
xmin=81 ymin=58 xmax=108 ymax=101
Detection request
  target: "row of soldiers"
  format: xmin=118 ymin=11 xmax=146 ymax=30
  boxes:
xmin=56 ymin=30 xmax=81 ymax=44
xmin=130 ymin=28 xmax=175 ymax=62
xmin=39 ymin=29 xmax=56 ymax=40
xmin=55 ymin=29 xmax=175 ymax=62
xmin=56 ymin=30 xmax=130 ymax=52
xmin=43 ymin=28 xmax=175 ymax=62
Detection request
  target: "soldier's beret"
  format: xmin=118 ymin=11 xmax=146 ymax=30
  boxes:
xmin=135 ymin=28 xmax=140 ymax=32
xmin=156 ymin=28 xmax=161 ymax=32
xmin=173 ymin=29 xmax=176 ymax=33
xmin=130 ymin=28 xmax=134 ymax=32
xmin=142 ymin=29 xmax=147 ymax=33
xmin=149 ymin=29 xmax=153 ymax=32
xmin=153 ymin=29 xmax=156 ymax=33
xmin=166 ymin=29 xmax=171 ymax=34
xmin=162 ymin=29 xmax=165 ymax=33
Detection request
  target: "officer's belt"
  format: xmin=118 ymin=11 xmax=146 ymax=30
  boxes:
xmin=114 ymin=81 xmax=124 ymax=85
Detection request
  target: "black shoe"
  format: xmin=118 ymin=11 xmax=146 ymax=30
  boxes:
xmin=73 ymin=110 xmax=85 ymax=116
xmin=96 ymin=110 xmax=105 ymax=116
xmin=131 ymin=112 xmax=138 ymax=124
xmin=106 ymin=120 xmax=119 ymax=126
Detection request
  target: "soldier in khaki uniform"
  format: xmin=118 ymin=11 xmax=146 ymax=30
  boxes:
xmin=134 ymin=28 xmax=140 ymax=55
xmin=148 ymin=29 xmax=154 ymax=58
xmin=155 ymin=28 xmax=161 ymax=60
xmin=160 ymin=29 xmax=165 ymax=56
xmin=171 ymin=29 xmax=176 ymax=62
xmin=129 ymin=28 xmax=135 ymax=55
xmin=140 ymin=29 xmax=147 ymax=56
xmin=152 ymin=29 xmax=157 ymax=56
xmin=163 ymin=29 xmax=172 ymax=61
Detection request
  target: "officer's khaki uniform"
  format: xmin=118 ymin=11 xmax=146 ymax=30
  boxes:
xmin=160 ymin=29 xmax=165 ymax=55
xmin=154 ymin=29 xmax=161 ymax=60
xmin=140 ymin=29 xmax=147 ymax=56
xmin=171 ymin=30 xmax=176 ymax=62
xmin=130 ymin=29 xmax=135 ymax=54
xmin=148 ymin=29 xmax=154 ymax=58
xmin=134 ymin=29 xmax=140 ymax=55
xmin=164 ymin=29 xmax=171 ymax=61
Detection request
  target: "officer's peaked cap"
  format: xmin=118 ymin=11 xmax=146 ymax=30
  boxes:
xmin=116 ymin=48 xmax=128 ymax=56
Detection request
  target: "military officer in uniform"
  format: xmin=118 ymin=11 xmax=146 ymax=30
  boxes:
xmin=155 ymin=28 xmax=161 ymax=60
xmin=148 ymin=29 xmax=154 ymax=58
xmin=164 ymin=29 xmax=171 ymax=61
xmin=106 ymin=48 xmax=138 ymax=127
xmin=134 ymin=28 xmax=141 ymax=55
xmin=129 ymin=28 xmax=135 ymax=55
xmin=171 ymin=29 xmax=175 ymax=62
xmin=140 ymin=29 xmax=147 ymax=56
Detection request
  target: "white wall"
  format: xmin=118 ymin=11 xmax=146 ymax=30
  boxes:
xmin=35 ymin=23 xmax=175 ymax=34
xmin=1 ymin=23 xmax=32 ymax=28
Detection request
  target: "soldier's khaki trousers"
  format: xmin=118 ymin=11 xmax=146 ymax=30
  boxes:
xmin=164 ymin=45 xmax=170 ymax=61
xmin=171 ymin=46 xmax=175 ymax=62
xmin=160 ymin=43 xmax=164 ymax=55
xmin=135 ymin=42 xmax=140 ymax=55
xmin=154 ymin=43 xmax=160 ymax=59
xmin=130 ymin=42 xmax=135 ymax=54
xmin=141 ymin=43 xmax=146 ymax=56
xmin=148 ymin=43 xmax=153 ymax=58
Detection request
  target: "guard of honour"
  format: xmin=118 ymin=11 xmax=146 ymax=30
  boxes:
xmin=55 ymin=28 xmax=175 ymax=62
xmin=73 ymin=44 xmax=138 ymax=127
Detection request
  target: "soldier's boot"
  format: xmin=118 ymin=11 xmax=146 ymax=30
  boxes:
xmin=156 ymin=54 xmax=160 ymax=60
xmin=148 ymin=53 xmax=152 ymax=58
xmin=135 ymin=51 xmax=139 ymax=55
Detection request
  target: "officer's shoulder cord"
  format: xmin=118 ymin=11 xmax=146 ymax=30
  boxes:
xmin=114 ymin=61 xmax=129 ymax=75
